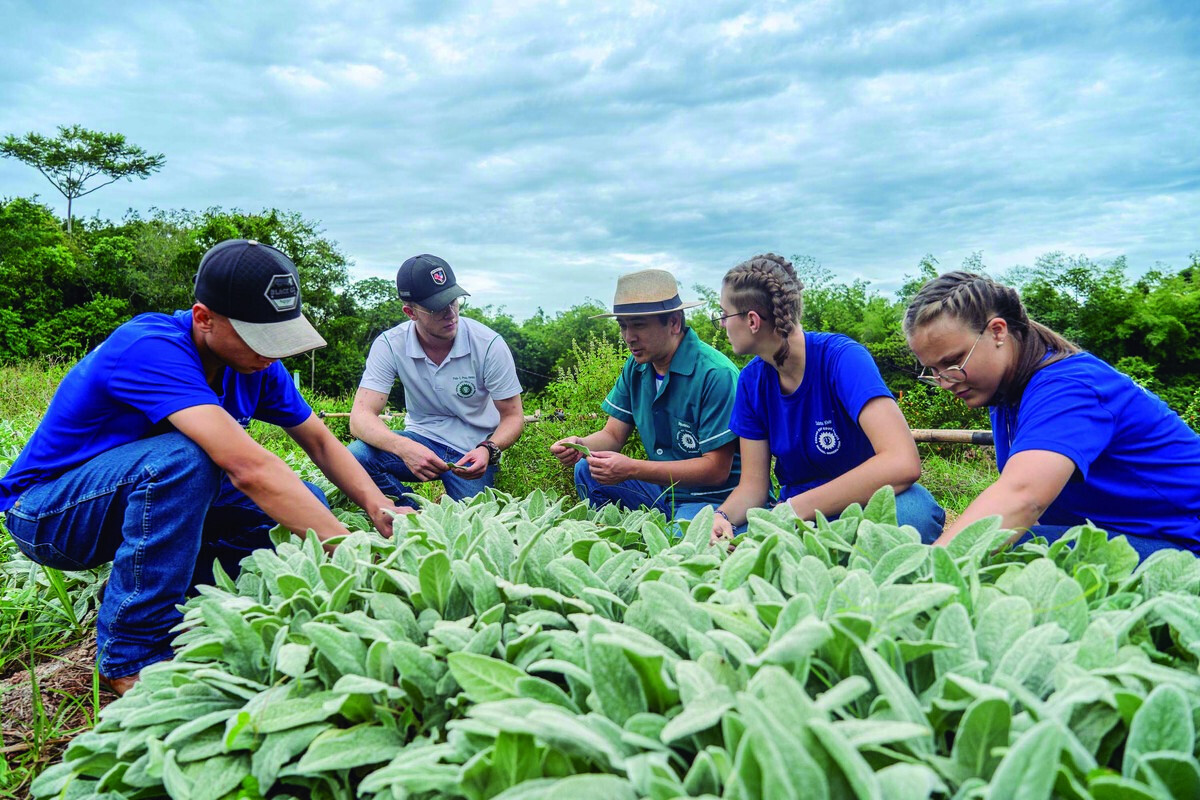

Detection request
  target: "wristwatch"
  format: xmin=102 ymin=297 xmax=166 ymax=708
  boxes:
xmin=477 ymin=439 xmax=501 ymax=466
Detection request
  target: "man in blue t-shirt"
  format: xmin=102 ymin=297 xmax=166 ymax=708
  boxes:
xmin=550 ymin=269 xmax=740 ymax=519
xmin=0 ymin=239 xmax=411 ymax=695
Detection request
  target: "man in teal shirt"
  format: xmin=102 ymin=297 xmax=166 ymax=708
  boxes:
xmin=551 ymin=269 xmax=740 ymax=519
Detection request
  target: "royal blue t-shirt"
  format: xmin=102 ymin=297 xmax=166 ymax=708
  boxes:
xmin=730 ymin=331 xmax=893 ymax=501
xmin=991 ymin=353 xmax=1200 ymax=548
xmin=0 ymin=311 xmax=313 ymax=511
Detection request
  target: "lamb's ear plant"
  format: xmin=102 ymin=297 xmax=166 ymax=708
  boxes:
xmin=31 ymin=487 xmax=1200 ymax=800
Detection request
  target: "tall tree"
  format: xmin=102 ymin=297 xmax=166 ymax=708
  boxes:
xmin=0 ymin=125 xmax=165 ymax=232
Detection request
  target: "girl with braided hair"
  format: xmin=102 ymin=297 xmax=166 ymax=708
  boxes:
xmin=906 ymin=271 xmax=1200 ymax=557
xmin=710 ymin=254 xmax=945 ymax=545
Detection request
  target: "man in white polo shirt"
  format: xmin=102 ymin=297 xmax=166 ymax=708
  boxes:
xmin=349 ymin=254 xmax=524 ymax=501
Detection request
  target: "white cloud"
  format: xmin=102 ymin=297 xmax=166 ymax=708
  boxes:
xmin=267 ymin=65 xmax=329 ymax=92
xmin=48 ymin=33 xmax=139 ymax=86
xmin=0 ymin=0 xmax=1196 ymax=320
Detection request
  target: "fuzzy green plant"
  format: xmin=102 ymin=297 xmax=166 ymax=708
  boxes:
xmin=32 ymin=486 xmax=1200 ymax=800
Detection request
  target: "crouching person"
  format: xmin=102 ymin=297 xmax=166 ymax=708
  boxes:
xmin=0 ymin=239 xmax=411 ymax=695
xmin=349 ymin=254 xmax=525 ymax=501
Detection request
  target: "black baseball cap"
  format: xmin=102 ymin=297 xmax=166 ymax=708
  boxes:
xmin=194 ymin=239 xmax=327 ymax=358
xmin=396 ymin=254 xmax=470 ymax=311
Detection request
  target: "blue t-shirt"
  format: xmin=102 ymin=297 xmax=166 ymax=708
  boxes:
xmin=0 ymin=311 xmax=313 ymax=511
xmin=991 ymin=352 xmax=1200 ymax=548
xmin=730 ymin=331 xmax=893 ymax=501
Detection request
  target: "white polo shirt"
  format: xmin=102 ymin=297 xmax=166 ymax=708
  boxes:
xmin=360 ymin=317 xmax=523 ymax=454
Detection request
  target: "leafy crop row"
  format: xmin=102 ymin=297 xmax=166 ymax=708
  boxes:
xmin=33 ymin=487 xmax=1200 ymax=800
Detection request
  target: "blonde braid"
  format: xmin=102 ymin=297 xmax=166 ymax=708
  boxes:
xmin=723 ymin=253 xmax=804 ymax=367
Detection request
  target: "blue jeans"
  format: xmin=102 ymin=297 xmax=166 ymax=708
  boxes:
xmin=1016 ymin=525 xmax=1185 ymax=561
xmin=573 ymin=459 xmax=712 ymax=521
xmin=886 ymin=483 xmax=946 ymax=543
xmin=3 ymin=433 xmax=326 ymax=679
xmin=762 ymin=483 xmax=945 ymax=541
xmin=349 ymin=430 xmax=496 ymax=503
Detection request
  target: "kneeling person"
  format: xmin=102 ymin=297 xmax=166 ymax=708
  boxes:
xmin=0 ymin=239 xmax=410 ymax=695
xmin=350 ymin=255 xmax=524 ymax=501
xmin=551 ymin=269 xmax=740 ymax=520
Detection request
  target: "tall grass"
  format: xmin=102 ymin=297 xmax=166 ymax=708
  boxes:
xmin=0 ymin=361 xmax=107 ymax=798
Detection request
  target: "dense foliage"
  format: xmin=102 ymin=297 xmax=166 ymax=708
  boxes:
xmin=2 ymin=196 xmax=1198 ymax=415
xmin=28 ymin=486 xmax=1200 ymax=800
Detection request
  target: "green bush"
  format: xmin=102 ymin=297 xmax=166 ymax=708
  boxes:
xmin=897 ymin=383 xmax=989 ymax=431
xmin=498 ymin=336 xmax=642 ymax=498
xmin=1183 ymin=384 xmax=1200 ymax=433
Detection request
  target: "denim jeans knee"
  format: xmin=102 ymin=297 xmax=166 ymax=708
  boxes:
xmin=352 ymin=432 xmax=495 ymax=502
xmin=895 ymin=483 xmax=947 ymax=544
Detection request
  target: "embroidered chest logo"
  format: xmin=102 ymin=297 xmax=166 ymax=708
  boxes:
xmin=675 ymin=422 xmax=701 ymax=455
xmin=430 ymin=267 xmax=447 ymax=285
xmin=456 ymin=381 xmax=476 ymax=398
xmin=814 ymin=420 xmax=841 ymax=455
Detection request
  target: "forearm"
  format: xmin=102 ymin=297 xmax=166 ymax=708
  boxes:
xmin=717 ymin=482 xmax=771 ymax=526
xmin=787 ymin=453 xmax=920 ymax=521
xmin=307 ymin=435 xmax=393 ymax=515
xmin=937 ymin=483 xmax=1043 ymax=545
xmin=488 ymin=414 xmax=524 ymax=452
xmin=581 ymin=429 xmax=626 ymax=453
xmin=230 ymin=458 xmax=349 ymax=542
xmin=351 ymin=410 xmax=411 ymax=457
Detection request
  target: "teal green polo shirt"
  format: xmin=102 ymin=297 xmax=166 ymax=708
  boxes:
xmin=601 ymin=327 xmax=741 ymax=504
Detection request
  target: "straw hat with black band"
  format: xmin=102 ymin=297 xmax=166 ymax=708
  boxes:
xmin=593 ymin=269 xmax=703 ymax=318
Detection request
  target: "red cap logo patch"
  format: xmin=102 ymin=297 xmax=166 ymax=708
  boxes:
xmin=430 ymin=267 xmax=447 ymax=285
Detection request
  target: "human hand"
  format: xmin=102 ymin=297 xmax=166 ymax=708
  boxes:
xmin=710 ymin=512 xmax=734 ymax=547
xmin=370 ymin=503 xmax=417 ymax=538
xmin=586 ymin=451 xmax=634 ymax=485
xmin=451 ymin=447 xmax=490 ymax=480
xmin=550 ymin=436 xmax=587 ymax=467
xmin=400 ymin=440 xmax=451 ymax=481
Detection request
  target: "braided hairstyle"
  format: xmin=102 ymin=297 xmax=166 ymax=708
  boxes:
xmin=903 ymin=271 xmax=1079 ymax=402
xmin=723 ymin=253 xmax=804 ymax=368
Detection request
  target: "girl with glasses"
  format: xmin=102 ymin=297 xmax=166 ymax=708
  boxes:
xmin=710 ymin=254 xmax=945 ymax=546
xmin=905 ymin=271 xmax=1200 ymax=558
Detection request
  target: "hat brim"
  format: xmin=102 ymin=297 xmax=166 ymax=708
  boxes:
xmin=231 ymin=314 xmax=328 ymax=359
xmin=591 ymin=300 xmax=703 ymax=319
xmin=411 ymin=285 xmax=470 ymax=312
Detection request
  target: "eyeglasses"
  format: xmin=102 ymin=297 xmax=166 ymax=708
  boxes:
xmin=711 ymin=310 xmax=749 ymax=327
xmin=917 ymin=324 xmax=988 ymax=387
xmin=412 ymin=299 xmax=463 ymax=320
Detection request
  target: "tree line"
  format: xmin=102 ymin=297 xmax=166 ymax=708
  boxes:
xmin=1 ymin=195 xmax=1197 ymax=416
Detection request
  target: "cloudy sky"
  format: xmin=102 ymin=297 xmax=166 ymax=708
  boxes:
xmin=2 ymin=0 xmax=1197 ymax=318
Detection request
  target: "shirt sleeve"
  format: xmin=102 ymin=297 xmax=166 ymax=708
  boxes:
xmin=730 ymin=362 xmax=768 ymax=440
xmin=108 ymin=335 xmax=219 ymax=423
xmin=829 ymin=338 xmax=892 ymax=421
xmin=696 ymin=364 xmax=739 ymax=452
xmin=360 ymin=333 xmax=401 ymax=394
xmin=600 ymin=358 xmax=637 ymax=424
xmin=482 ymin=335 xmax=523 ymax=400
xmin=252 ymin=362 xmax=314 ymax=428
xmin=1009 ymin=372 xmax=1114 ymax=479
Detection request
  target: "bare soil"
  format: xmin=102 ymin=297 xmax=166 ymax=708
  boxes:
xmin=1 ymin=632 xmax=112 ymax=770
